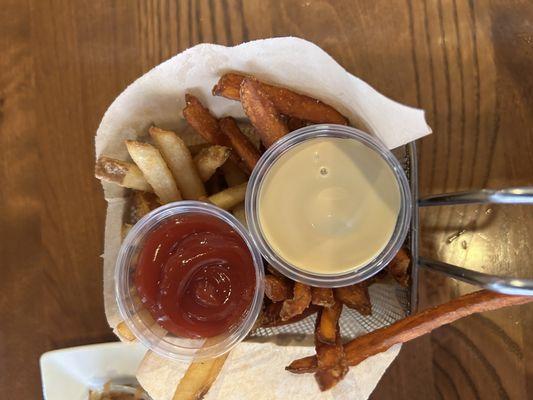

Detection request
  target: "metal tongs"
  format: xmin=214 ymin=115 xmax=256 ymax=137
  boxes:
xmin=418 ymin=187 xmax=533 ymax=296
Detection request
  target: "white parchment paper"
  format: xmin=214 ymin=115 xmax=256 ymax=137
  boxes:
xmin=96 ymin=37 xmax=430 ymax=400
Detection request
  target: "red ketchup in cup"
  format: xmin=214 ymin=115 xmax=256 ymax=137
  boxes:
xmin=135 ymin=213 xmax=256 ymax=338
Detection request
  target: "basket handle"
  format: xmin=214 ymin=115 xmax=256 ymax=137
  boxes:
xmin=417 ymin=186 xmax=533 ymax=296
xmin=418 ymin=186 xmax=533 ymax=206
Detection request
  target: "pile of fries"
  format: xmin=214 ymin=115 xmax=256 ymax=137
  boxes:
xmin=96 ymin=73 xmax=411 ymax=396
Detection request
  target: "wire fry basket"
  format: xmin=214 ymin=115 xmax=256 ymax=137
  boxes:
xmin=250 ymin=142 xmax=419 ymax=340
xmin=250 ymin=142 xmax=533 ymax=341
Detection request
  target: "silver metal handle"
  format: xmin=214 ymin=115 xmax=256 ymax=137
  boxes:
xmin=418 ymin=187 xmax=533 ymax=207
xmin=417 ymin=186 xmax=533 ymax=295
xmin=419 ymin=258 xmax=533 ymax=296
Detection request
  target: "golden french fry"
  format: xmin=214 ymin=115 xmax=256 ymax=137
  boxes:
xmin=194 ymin=145 xmax=231 ymax=182
xmin=149 ymin=126 xmax=206 ymax=200
xmin=213 ymin=73 xmax=349 ymax=125
xmin=280 ymin=282 xmax=312 ymax=321
xmin=115 ymin=321 xmax=136 ymax=342
xmin=121 ymin=223 xmax=133 ymax=240
xmin=126 ymin=140 xmax=182 ymax=204
xmin=316 ymin=300 xmax=342 ymax=344
xmin=208 ymin=182 xmax=247 ymax=210
xmin=132 ymin=191 xmax=160 ymax=222
xmin=221 ymin=160 xmax=248 ymax=186
xmin=240 ymin=77 xmax=289 ymax=148
xmin=219 ymin=116 xmax=261 ymax=173
xmin=232 ymin=203 xmax=247 ymax=227
xmin=95 ymin=156 xmax=153 ymax=192
xmin=172 ymin=354 xmax=229 ymax=400
xmin=311 ymin=287 xmax=335 ymax=307
xmin=188 ymin=143 xmax=210 ymax=156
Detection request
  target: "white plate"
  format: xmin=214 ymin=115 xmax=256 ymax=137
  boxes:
xmin=40 ymin=341 xmax=148 ymax=400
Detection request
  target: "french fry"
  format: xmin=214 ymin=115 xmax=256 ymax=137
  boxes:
xmin=212 ymin=72 xmax=243 ymax=99
xmin=264 ymin=274 xmax=293 ymax=302
xmin=280 ymin=282 xmax=312 ymax=321
xmin=172 ymin=353 xmax=229 ymax=400
xmin=221 ymin=160 xmax=248 ymax=186
xmin=287 ymin=290 xmax=533 ymax=381
xmin=285 ymin=355 xmax=316 ymax=374
xmin=232 ymin=203 xmax=247 ymax=227
xmin=149 ymin=126 xmax=206 ymax=200
xmin=208 ymin=182 xmax=247 ymax=210
xmin=132 ymin=191 xmax=160 ymax=223
xmin=125 ymin=140 xmax=182 ymax=204
xmin=387 ymin=248 xmax=411 ymax=287
xmin=183 ymin=94 xmax=228 ymax=146
xmin=219 ymin=116 xmax=261 ymax=172
xmin=95 ymin=156 xmax=153 ymax=192
xmin=213 ymin=73 xmax=348 ymax=125
xmin=121 ymin=223 xmax=133 ymax=240
xmin=314 ymin=313 xmax=348 ymax=391
xmin=115 ymin=321 xmax=136 ymax=342
xmin=261 ymin=302 xmax=319 ymax=328
xmin=311 ymin=287 xmax=335 ymax=307
xmin=316 ymin=300 xmax=343 ymax=344
xmin=287 ymin=116 xmax=308 ymax=131
xmin=334 ymin=283 xmax=372 ymax=316
xmin=240 ymin=77 xmax=289 ymax=148
xmin=194 ymin=145 xmax=231 ymax=182
xmin=188 ymin=143 xmax=210 ymax=156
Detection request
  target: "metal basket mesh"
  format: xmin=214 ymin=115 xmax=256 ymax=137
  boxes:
xmin=249 ymin=144 xmax=415 ymax=340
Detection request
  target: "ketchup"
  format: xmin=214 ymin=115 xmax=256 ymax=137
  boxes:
xmin=135 ymin=213 xmax=256 ymax=338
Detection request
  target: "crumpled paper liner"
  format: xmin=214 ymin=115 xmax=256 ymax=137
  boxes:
xmin=95 ymin=37 xmax=430 ymax=400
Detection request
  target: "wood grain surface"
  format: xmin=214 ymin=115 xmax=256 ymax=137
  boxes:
xmin=1 ymin=1 xmax=532 ymax=399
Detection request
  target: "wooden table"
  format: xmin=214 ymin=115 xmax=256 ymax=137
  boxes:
xmin=1 ymin=1 xmax=532 ymax=398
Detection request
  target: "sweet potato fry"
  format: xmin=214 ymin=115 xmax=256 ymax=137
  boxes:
xmin=221 ymin=160 xmax=248 ymax=186
xmin=314 ymin=313 xmax=348 ymax=391
xmin=264 ymin=274 xmax=293 ymax=302
xmin=280 ymin=282 xmax=312 ymax=321
xmin=334 ymin=283 xmax=372 ymax=316
xmin=316 ymin=300 xmax=343 ymax=344
xmin=212 ymin=72 xmax=243 ymax=99
xmin=261 ymin=302 xmax=319 ymax=328
xmin=219 ymin=116 xmax=261 ymax=172
xmin=149 ymin=126 xmax=206 ymax=200
xmin=208 ymin=182 xmax=247 ymax=210
xmin=287 ymin=290 xmax=533 ymax=383
xmin=240 ymin=77 xmax=289 ymax=148
xmin=126 ymin=140 xmax=182 ymax=203
xmin=285 ymin=355 xmax=317 ymax=374
xmin=387 ymin=247 xmax=411 ymax=287
xmin=287 ymin=116 xmax=308 ymax=131
xmin=311 ymin=287 xmax=335 ymax=307
xmin=194 ymin=145 xmax=231 ymax=182
xmin=172 ymin=353 xmax=228 ymax=400
xmin=183 ymin=93 xmax=227 ymax=146
xmin=95 ymin=156 xmax=153 ymax=192
xmin=213 ymin=73 xmax=348 ymax=125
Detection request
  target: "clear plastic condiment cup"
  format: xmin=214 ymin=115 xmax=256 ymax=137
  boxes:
xmin=115 ymin=201 xmax=265 ymax=361
xmin=246 ymin=124 xmax=412 ymax=288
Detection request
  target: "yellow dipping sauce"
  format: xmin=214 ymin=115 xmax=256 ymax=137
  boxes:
xmin=258 ymin=137 xmax=401 ymax=274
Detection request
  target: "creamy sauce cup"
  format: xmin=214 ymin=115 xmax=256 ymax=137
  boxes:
xmin=115 ymin=201 xmax=265 ymax=361
xmin=246 ymin=125 xmax=411 ymax=287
